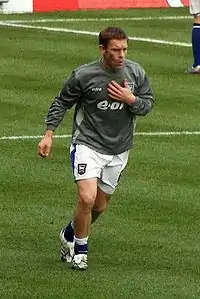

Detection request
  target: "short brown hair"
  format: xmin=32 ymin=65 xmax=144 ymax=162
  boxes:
xmin=99 ymin=27 xmax=129 ymax=48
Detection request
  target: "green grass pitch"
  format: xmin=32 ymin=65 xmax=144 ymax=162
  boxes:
xmin=1 ymin=7 xmax=200 ymax=299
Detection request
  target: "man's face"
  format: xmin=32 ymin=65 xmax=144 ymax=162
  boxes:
xmin=100 ymin=39 xmax=128 ymax=69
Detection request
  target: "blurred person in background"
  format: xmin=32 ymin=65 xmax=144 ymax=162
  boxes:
xmin=186 ymin=0 xmax=200 ymax=74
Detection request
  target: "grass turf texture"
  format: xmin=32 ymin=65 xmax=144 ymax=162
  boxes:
xmin=1 ymin=7 xmax=200 ymax=299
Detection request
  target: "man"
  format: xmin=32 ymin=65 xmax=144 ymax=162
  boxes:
xmin=187 ymin=0 xmax=200 ymax=74
xmin=37 ymin=27 xmax=154 ymax=270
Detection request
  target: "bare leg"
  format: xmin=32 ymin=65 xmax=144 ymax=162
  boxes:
xmin=73 ymin=178 xmax=97 ymax=239
xmin=91 ymin=187 xmax=110 ymax=224
xmin=61 ymin=184 xmax=111 ymax=269
xmin=70 ymin=178 xmax=98 ymax=269
xmin=64 ymin=186 xmax=110 ymax=241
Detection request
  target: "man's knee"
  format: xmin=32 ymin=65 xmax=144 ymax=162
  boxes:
xmin=77 ymin=178 xmax=97 ymax=209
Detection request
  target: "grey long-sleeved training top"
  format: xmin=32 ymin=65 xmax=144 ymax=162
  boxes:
xmin=45 ymin=59 xmax=154 ymax=155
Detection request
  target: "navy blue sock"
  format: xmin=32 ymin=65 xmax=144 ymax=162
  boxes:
xmin=64 ymin=221 xmax=74 ymax=242
xmin=74 ymin=243 xmax=88 ymax=255
xmin=192 ymin=23 xmax=200 ymax=67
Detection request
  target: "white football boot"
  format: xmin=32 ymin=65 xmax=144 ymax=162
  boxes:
xmin=60 ymin=229 xmax=74 ymax=263
xmin=72 ymin=254 xmax=88 ymax=270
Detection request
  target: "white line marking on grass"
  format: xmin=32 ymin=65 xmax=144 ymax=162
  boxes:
xmin=135 ymin=131 xmax=200 ymax=136
xmin=2 ymin=15 xmax=191 ymax=23
xmin=0 ymin=134 xmax=71 ymax=140
xmin=1 ymin=131 xmax=200 ymax=141
xmin=0 ymin=21 xmax=98 ymax=35
xmin=0 ymin=22 xmax=191 ymax=47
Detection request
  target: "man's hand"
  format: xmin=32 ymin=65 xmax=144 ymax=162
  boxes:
xmin=37 ymin=130 xmax=53 ymax=158
xmin=107 ymin=80 xmax=135 ymax=105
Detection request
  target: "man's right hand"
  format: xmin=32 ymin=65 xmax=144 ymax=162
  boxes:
xmin=37 ymin=130 xmax=53 ymax=158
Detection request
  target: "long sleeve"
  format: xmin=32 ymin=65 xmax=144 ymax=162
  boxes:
xmin=45 ymin=71 xmax=81 ymax=131
xmin=128 ymin=70 xmax=154 ymax=116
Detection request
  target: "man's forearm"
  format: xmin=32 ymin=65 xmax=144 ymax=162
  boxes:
xmin=45 ymin=96 xmax=67 ymax=131
xmin=128 ymin=96 xmax=154 ymax=116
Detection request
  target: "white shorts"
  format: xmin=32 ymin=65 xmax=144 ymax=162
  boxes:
xmin=70 ymin=144 xmax=129 ymax=194
xmin=189 ymin=0 xmax=200 ymax=15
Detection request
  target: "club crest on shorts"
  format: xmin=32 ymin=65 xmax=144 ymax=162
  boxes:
xmin=78 ymin=163 xmax=87 ymax=175
xmin=127 ymin=82 xmax=134 ymax=92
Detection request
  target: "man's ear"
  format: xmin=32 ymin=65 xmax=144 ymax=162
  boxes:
xmin=99 ymin=45 xmax=105 ymax=56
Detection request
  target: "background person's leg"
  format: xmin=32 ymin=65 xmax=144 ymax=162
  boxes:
xmin=192 ymin=16 xmax=200 ymax=68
